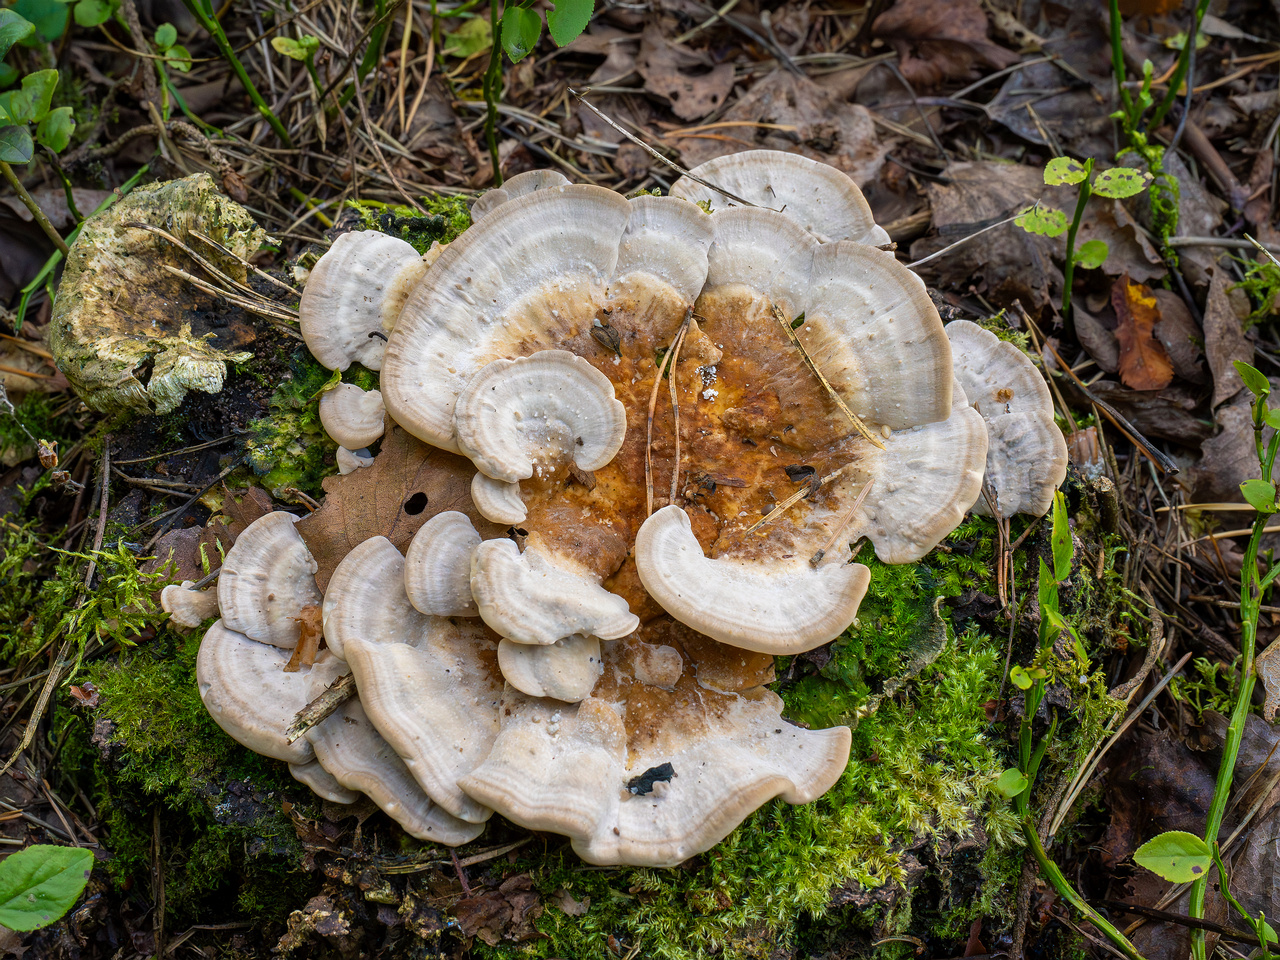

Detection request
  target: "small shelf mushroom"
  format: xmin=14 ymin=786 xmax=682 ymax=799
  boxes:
xmin=217 ymin=511 xmax=322 ymax=649
xmin=319 ymin=383 xmax=386 ymax=449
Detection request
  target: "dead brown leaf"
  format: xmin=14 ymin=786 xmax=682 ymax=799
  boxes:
xmin=1084 ymin=381 xmax=1212 ymax=445
xmin=1075 ymin=200 xmax=1165 ymax=282
xmin=283 ymin=604 xmax=323 ymax=672
xmin=552 ymin=887 xmax=590 ymax=917
xmin=1152 ymin=288 xmax=1208 ymax=384
xmin=1192 ymin=382 xmax=1275 ymax=502
xmin=295 ymin=420 xmax=504 ymax=591
xmin=453 ymin=875 xmax=543 ymax=946
xmin=1073 ymin=305 xmax=1118 ymax=374
xmin=637 ymin=25 xmax=735 ymax=122
xmin=1202 ymin=265 xmax=1254 ymax=409
xmin=1260 ymin=638 xmax=1280 ymax=723
xmin=673 ymin=68 xmax=885 ymax=185
xmin=1112 ymin=275 xmax=1174 ymax=392
xmin=871 ymin=0 xmax=1017 ymax=88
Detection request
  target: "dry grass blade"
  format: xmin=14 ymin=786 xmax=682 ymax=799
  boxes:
xmin=160 ymin=265 xmax=305 ymax=333
xmin=646 ymin=314 xmax=690 ymax=517
xmin=668 ymin=323 xmax=689 ymax=506
xmin=771 ymin=304 xmax=884 ymax=449
xmin=189 ymin=229 xmax=302 ymax=297
xmin=810 ymin=478 xmax=874 ymax=566
xmin=744 ymin=462 xmax=855 ymax=538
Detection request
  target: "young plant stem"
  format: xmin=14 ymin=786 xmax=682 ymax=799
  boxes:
xmin=1108 ymin=0 xmax=1133 ymax=126
xmin=1061 ymin=173 xmax=1092 ymax=332
xmin=179 ymin=0 xmax=293 ymax=146
xmin=1148 ymin=0 xmax=1212 ymax=131
xmin=0 ymin=161 xmax=70 ymax=256
xmin=482 ymin=0 xmax=503 ymax=185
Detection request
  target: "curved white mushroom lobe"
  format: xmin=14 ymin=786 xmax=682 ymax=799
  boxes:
xmin=289 ymin=759 xmax=361 ymax=804
xmin=672 ymin=149 xmax=887 ymax=245
xmin=299 ymin=230 xmax=428 ymax=371
xmin=470 ymin=473 xmax=527 ymax=525
xmin=217 ymin=511 xmax=321 ymax=649
xmin=945 ymin=320 xmax=1067 ymax=518
xmin=321 ymin=534 xmax=431 ymax=660
xmin=381 ymin=185 xmax=632 ymax=452
xmin=455 ymin=350 xmax=627 ymax=482
xmin=470 ymin=169 xmax=570 ymax=223
xmin=161 ymin=581 xmax=218 ymax=628
xmin=633 ymin=505 xmax=870 ymax=654
xmin=471 ymin=539 xmax=639 ymax=645
xmin=497 ymin=635 xmax=602 ymax=702
xmin=404 ymin=511 xmax=480 ymax=617
xmin=613 ymin=195 xmax=714 ymax=305
xmin=319 ymin=383 xmax=385 ymax=449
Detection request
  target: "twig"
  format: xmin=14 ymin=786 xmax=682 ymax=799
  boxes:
xmin=809 ymin=478 xmax=874 ymax=566
xmin=668 ymin=324 xmax=689 ymax=505
xmin=744 ymin=463 xmax=855 ymax=537
xmin=905 ymin=208 xmax=1032 ymax=269
xmin=646 ymin=314 xmax=691 ymax=517
xmin=284 ymin=673 xmax=357 ymax=743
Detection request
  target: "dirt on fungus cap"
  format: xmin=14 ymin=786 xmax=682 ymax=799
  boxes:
xmin=945 ymin=320 xmax=1068 ymax=518
xmin=319 ymin=383 xmax=386 ymax=450
xmin=217 ymin=511 xmax=322 ymax=649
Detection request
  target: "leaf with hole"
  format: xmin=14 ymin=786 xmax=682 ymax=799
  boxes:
xmin=545 ymin=0 xmax=593 ymax=47
xmin=992 ymin=768 xmax=1028 ymax=797
xmin=1241 ymin=479 xmax=1277 ymax=515
xmin=500 ymin=6 xmax=542 ymax=63
xmin=1043 ymin=156 xmax=1089 ymax=186
xmin=0 ymin=10 xmax=36 ymax=60
xmin=1010 ymin=666 xmax=1033 ymax=690
xmin=35 ymin=105 xmax=73 ymax=152
xmin=153 ymin=21 xmax=175 ymax=49
xmin=0 ymin=124 xmax=33 ymax=163
xmin=1133 ymin=831 xmax=1212 ymax=883
xmin=1235 ymin=361 xmax=1270 ymax=400
xmin=0 ymin=845 xmax=94 ymax=931
xmin=1015 ymin=205 xmax=1068 ymax=238
xmin=1073 ymin=239 xmax=1108 ymax=270
xmin=1093 ymin=167 xmax=1152 ymax=199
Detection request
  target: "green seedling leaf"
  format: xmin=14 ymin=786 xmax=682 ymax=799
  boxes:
xmin=1235 ymin=360 xmax=1270 ymax=400
xmin=1010 ymin=666 xmax=1033 ymax=690
xmin=993 ymin=768 xmax=1028 ymax=797
xmin=1242 ymin=479 xmax=1277 ymax=515
xmin=0 ymin=64 xmax=18 ymax=89
xmin=442 ymin=16 xmax=492 ymax=60
xmin=153 ymin=21 xmax=175 ymax=49
xmin=1264 ymin=407 xmax=1280 ymax=431
xmin=1044 ymin=156 xmax=1089 ymax=186
xmin=271 ymin=34 xmax=319 ymax=61
xmin=1050 ymin=490 xmax=1072 ymax=581
xmin=165 ymin=43 xmax=191 ymax=72
xmin=0 ymin=10 xmax=36 ymax=59
xmin=0 ymin=845 xmax=94 ymax=931
xmin=1133 ymin=831 xmax=1212 ymax=884
xmin=0 ymin=90 xmax=32 ymax=125
xmin=545 ymin=0 xmax=593 ymax=47
xmin=0 ymin=124 xmax=34 ymax=164
xmin=12 ymin=0 xmax=68 ymax=42
xmin=1015 ymin=204 xmax=1068 ymax=238
xmin=1074 ymin=239 xmax=1108 ymax=270
xmin=73 ymin=0 xmax=113 ymax=27
xmin=20 ymin=68 xmax=58 ymax=123
xmin=500 ymin=6 xmax=542 ymax=63
xmin=36 ymin=105 xmax=74 ymax=152
xmin=1093 ymin=167 xmax=1152 ymax=199
xmin=1262 ymin=920 xmax=1278 ymax=946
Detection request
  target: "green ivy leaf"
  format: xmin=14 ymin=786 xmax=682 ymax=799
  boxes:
xmin=500 ymin=6 xmax=542 ymax=63
xmin=1073 ymin=239 xmax=1108 ymax=270
xmin=1133 ymin=831 xmax=1212 ymax=884
xmin=153 ymin=21 xmax=175 ymax=49
xmin=992 ymin=768 xmax=1029 ymax=797
xmin=545 ymin=0 xmax=593 ymax=47
xmin=442 ymin=16 xmax=492 ymax=60
xmin=1051 ymin=490 xmax=1072 ymax=581
xmin=20 ymin=68 xmax=58 ymax=123
xmin=1092 ymin=166 xmax=1152 ymax=199
xmin=0 ymin=845 xmax=94 ymax=931
xmin=1241 ymin=479 xmax=1277 ymax=515
xmin=72 ymin=0 xmax=113 ymax=28
xmin=1234 ymin=360 xmax=1270 ymax=400
xmin=1043 ymin=156 xmax=1089 ymax=186
xmin=35 ymin=105 xmax=73 ymax=152
xmin=1015 ymin=204 xmax=1068 ymax=238
xmin=0 ymin=123 xmax=33 ymax=163
xmin=1010 ymin=666 xmax=1033 ymax=690
xmin=0 ymin=10 xmax=37 ymax=60
xmin=165 ymin=43 xmax=191 ymax=72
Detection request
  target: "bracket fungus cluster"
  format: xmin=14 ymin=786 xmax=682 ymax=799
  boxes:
xmin=193 ymin=150 xmax=1068 ymax=867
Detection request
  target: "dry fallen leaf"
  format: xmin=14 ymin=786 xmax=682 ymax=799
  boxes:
xmin=296 ymin=419 xmax=504 ymax=591
xmin=1202 ymin=265 xmax=1254 ymax=409
xmin=636 ymin=25 xmax=735 ymax=122
xmin=871 ymin=0 xmax=1018 ymax=88
xmin=1112 ymin=275 xmax=1175 ymax=392
xmin=283 ymin=604 xmax=323 ymax=672
xmin=1259 ymin=638 xmax=1280 ymax=723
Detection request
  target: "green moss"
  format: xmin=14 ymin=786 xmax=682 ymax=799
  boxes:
xmin=243 ymin=348 xmax=339 ymax=497
xmin=1232 ymin=255 xmax=1280 ymax=326
xmin=347 ymin=194 xmax=472 ymax=253
xmin=0 ymin=390 xmax=72 ymax=463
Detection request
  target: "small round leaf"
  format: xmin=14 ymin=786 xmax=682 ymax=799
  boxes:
xmin=1073 ymin=239 xmax=1108 ymax=270
xmin=1234 ymin=360 xmax=1270 ymax=400
xmin=0 ymin=844 xmax=95 ymax=932
xmin=153 ymin=21 xmax=176 ymax=49
xmin=993 ymin=768 xmax=1029 ymax=798
xmin=0 ymin=124 xmax=34 ymax=164
xmin=165 ymin=43 xmax=192 ymax=72
xmin=1015 ymin=205 xmax=1068 ymax=238
xmin=1044 ymin=156 xmax=1089 ymax=186
xmin=1093 ymin=167 xmax=1152 ymax=199
xmin=0 ymin=10 xmax=36 ymax=61
xmin=35 ymin=106 xmax=74 ymax=153
xmin=1133 ymin=831 xmax=1212 ymax=884
xmin=1010 ymin=665 xmax=1032 ymax=690
xmin=545 ymin=0 xmax=593 ymax=47
xmin=1241 ymin=479 xmax=1277 ymax=515
xmin=73 ymin=0 xmax=113 ymax=29
xmin=500 ymin=6 xmax=542 ymax=63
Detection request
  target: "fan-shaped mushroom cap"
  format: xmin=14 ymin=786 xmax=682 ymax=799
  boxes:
xmin=307 ymin=698 xmax=485 ymax=844
xmin=161 ymin=581 xmax=219 ymax=628
xmin=470 ymin=473 xmax=527 ymax=525
xmin=497 ymin=635 xmax=602 ymax=702
xmin=319 ymin=384 xmax=386 ymax=449
xmin=471 ymin=539 xmax=639 ymax=645
xmin=217 ymin=511 xmax=322 ymax=649
xmin=324 ymin=536 xmax=501 ymax=822
xmin=290 ymin=760 xmax=361 ymax=804
xmin=300 ymin=230 xmax=430 ymax=371
xmin=405 ymin=512 xmax=480 ymax=617
xmin=459 ymin=626 xmax=851 ymax=867
xmin=336 ymin=446 xmax=374 ymax=474
xmin=614 ymin=196 xmax=714 ymax=304
xmin=945 ymin=320 xmax=1067 ymax=518
xmin=672 ymin=150 xmax=888 ymax=246
xmin=322 ymin=533 xmax=430 ymax=660
xmin=846 ymin=380 xmax=988 ymax=563
xmin=381 ymin=185 xmax=632 ymax=452
xmin=470 ymin=169 xmax=571 ymax=223
xmin=196 ymin=620 xmax=345 ymax=764
xmin=634 ymin=505 xmax=869 ymax=654
xmin=455 ymin=351 xmax=627 ymax=482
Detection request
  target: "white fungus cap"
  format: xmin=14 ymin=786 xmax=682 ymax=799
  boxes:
xmin=319 ymin=383 xmax=386 ymax=449
xmin=470 ymin=168 xmax=570 ymax=223
xmin=336 ymin=446 xmax=374 ymax=474
xmin=496 ymin=634 xmax=603 ymax=702
xmin=470 ymin=473 xmax=527 ymax=525
xmin=217 ymin=511 xmax=322 ymax=649
xmin=161 ymin=580 xmax=219 ymax=628
xmin=404 ymin=511 xmax=481 ymax=617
